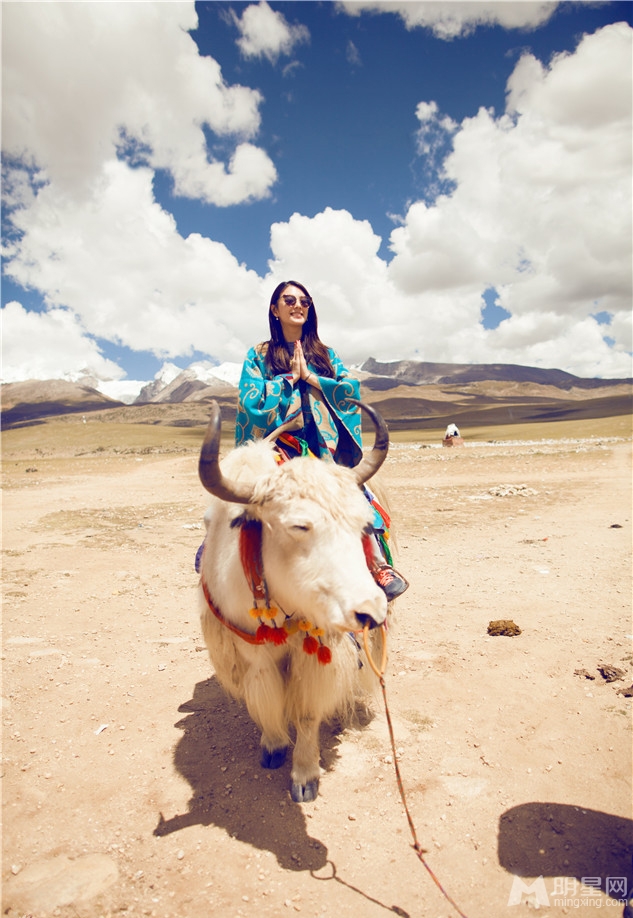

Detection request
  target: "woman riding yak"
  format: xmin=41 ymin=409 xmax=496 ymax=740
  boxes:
xmin=234 ymin=280 xmax=408 ymax=602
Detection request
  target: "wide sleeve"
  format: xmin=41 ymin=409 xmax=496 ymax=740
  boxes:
xmin=309 ymin=349 xmax=363 ymax=467
xmin=235 ymin=347 xmax=295 ymax=446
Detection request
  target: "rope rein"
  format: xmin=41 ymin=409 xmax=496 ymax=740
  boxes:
xmin=362 ymin=624 xmax=471 ymax=918
xmin=202 ymin=446 xmax=469 ymax=916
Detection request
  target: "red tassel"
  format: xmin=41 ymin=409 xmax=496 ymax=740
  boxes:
xmin=256 ymin=623 xmax=273 ymax=643
xmin=269 ymin=626 xmax=288 ymax=646
xmin=317 ymin=644 xmax=332 ymax=665
xmin=303 ymin=635 xmax=319 ymax=655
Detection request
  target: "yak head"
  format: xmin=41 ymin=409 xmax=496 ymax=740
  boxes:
xmin=199 ymin=401 xmax=389 ymax=634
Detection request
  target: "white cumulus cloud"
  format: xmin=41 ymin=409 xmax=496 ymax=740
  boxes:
xmin=232 ymin=1 xmax=310 ymax=63
xmin=387 ymin=22 xmax=632 ymax=376
xmin=2 ymin=0 xmax=276 ymax=205
xmin=3 ymin=159 xmax=268 ymax=362
xmin=1 ymin=302 xmax=124 ymax=383
xmin=337 ymin=1 xmax=559 ymax=39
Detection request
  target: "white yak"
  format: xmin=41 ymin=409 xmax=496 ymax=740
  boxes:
xmin=197 ymin=400 xmax=392 ymax=802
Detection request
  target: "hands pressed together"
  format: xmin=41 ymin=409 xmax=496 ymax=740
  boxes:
xmin=291 ymin=340 xmax=320 ymax=389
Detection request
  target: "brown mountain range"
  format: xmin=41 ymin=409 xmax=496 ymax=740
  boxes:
xmin=2 ymin=361 xmax=631 ymax=432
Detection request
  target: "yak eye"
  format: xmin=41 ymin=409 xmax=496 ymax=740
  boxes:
xmin=291 ymin=523 xmax=311 ymax=532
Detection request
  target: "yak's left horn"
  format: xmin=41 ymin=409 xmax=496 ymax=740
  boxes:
xmin=198 ymin=402 xmax=254 ymax=504
xmin=350 ymin=400 xmax=389 ymax=485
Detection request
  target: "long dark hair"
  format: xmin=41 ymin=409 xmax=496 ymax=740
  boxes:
xmin=265 ymin=280 xmax=335 ymax=377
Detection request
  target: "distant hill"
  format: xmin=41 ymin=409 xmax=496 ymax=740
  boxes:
xmin=364 ymin=380 xmax=632 ymax=431
xmin=360 ymin=358 xmax=632 ymax=390
xmin=1 ymin=380 xmax=124 ymax=428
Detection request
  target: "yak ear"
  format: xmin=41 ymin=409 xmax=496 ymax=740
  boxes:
xmin=199 ymin=401 xmax=254 ymax=504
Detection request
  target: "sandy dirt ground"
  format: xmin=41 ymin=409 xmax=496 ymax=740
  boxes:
xmin=2 ymin=421 xmax=632 ymax=918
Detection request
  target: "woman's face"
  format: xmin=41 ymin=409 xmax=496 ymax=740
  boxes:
xmin=271 ymin=284 xmax=311 ymax=340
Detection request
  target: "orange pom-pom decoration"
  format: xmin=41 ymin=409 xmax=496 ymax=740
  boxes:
xmin=262 ymin=606 xmax=279 ymax=620
xmin=303 ymin=635 xmax=319 ymax=655
xmin=298 ymin=619 xmax=312 ymax=632
xmin=310 ymin=626 xmax=324 ymax=638
xmin=248 ymin=607 xmax=261 ymax=619
xmin=317 ymin=644 xmax=332 ymax=665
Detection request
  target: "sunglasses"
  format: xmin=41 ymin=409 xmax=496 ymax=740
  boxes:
xmin=281 ymin=294 xmax=311 ymax=308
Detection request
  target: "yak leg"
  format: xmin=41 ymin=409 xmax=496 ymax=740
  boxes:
xmin=242 ymin=662 xmax=290 ymax=769
xmin=290 ymin=715 xmax=321 ymax=803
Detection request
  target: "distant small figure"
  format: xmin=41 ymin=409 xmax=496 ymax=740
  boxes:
xmin=442 ymin=422 xmax=464 ymax=448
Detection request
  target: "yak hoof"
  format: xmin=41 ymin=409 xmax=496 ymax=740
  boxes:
xmin=260 ymin=746 xmax=288 ymax=769
xmin=290 ymin=779 xmax=319 ymax=803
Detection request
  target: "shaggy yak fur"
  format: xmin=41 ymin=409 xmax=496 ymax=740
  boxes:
xmin=198 ymin=423 xmax=391 ymax=803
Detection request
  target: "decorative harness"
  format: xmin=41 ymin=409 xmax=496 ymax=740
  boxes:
xmin=199 ymin=432 xmax=390 ymax=667
xmin=200 ymin=518 xmax=334 ymax=664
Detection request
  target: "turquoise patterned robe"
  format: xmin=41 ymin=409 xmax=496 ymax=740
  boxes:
xmin=235 ymin=344 xmax=362 ymax=468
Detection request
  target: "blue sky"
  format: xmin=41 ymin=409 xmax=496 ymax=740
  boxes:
xmin=2 ymin=1 xmax=632 ymax=395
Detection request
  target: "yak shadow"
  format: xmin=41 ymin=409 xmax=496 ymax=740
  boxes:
xmin=153 ymin=676 xmax=372 ymax=874
xmin=498 ymin=802 xmax=633 ymax=897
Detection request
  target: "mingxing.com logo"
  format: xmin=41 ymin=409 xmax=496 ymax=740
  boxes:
xmin=507 ymin=876 xmax=550 ymax=907
xmin=508 ymin=875 xmax=629 ymax=908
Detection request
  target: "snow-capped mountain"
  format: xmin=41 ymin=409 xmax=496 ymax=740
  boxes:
xmin=94 ymin=361 xmax=242 ymax=405
xmin=134 ymin=360 xmax=241 ymax=404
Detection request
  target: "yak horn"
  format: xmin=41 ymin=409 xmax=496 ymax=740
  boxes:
xmin=198 ymin=402 xmax=254 ymax=504
xmin=351 ymin=400 xmax=390 ymax=485
xmin=199 ymin=398 xmax=388 ymax=500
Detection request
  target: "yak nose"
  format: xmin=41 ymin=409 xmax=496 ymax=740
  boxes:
xmin=355 ymin=612 xmax=380 ymax=630
xmin=353 ymin=590 xmax=388 ymax=630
